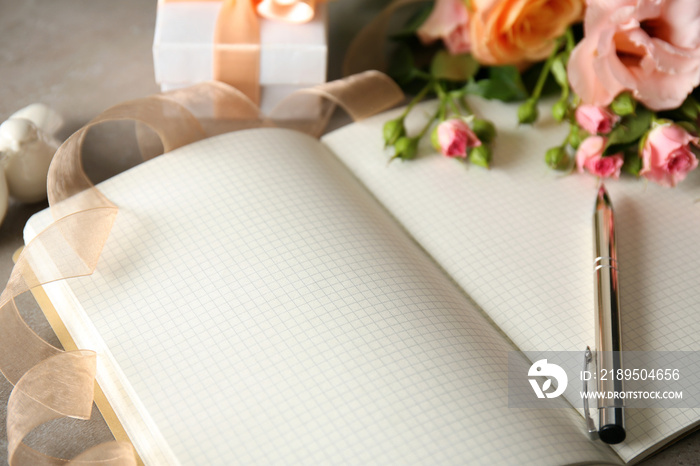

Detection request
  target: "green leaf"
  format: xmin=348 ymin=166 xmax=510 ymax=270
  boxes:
xmin=610 ymin=92 xmax=636 ymax=116
xmin=622 ymin=153 xmax=643 ymax=176
xmin=489 ymin=66 xmax=528 ymax=99
xmin=604 ymin=107 xmax=653 ymax=156
xmin=430 ymin=51 xmax=480 ymax=81
xmin=465 ymin=66 xmax=528 ymax=102
xmin=680 ymin=97 xmax=700 ymax=120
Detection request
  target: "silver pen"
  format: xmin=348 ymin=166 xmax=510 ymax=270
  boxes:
xmin=590 ymin=184 xmax=626 ymax=444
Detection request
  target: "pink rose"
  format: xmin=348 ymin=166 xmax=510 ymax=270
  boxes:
xmin=575 ymin=105 xmax=620 ymax=134
xmin=443 ymin=24 xmax=471 ymax=55
xmin=568 ymin=0 xmax=700 ymax=111
xmin=576 ymin=136 xmax=624 ymax=178
xmin=437 ymin=119 xmax=481 ymax=158
xmin=418 ymin=0 xmax=471 ymax=55
xmin=640 ymin=124 xmax=699 ymax=187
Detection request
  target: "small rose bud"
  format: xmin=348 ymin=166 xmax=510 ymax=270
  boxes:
xmin=393 ymin=136 xmax=420 ymax=160
xmin=469 ymin=145 xmax=492 ymax=168
xmin=640 ymin=124 xmax=699 ymax=187
xmin=575 ymin=105 xmax=620 ymax=134
xmin=545 ymin=146 xmax=569 ymax=170
xmin=471 ymin=118 xmax=496 ymax=144
xmin=610 ymin=92 xmax=636 ymax=116
xmin=551 ymin=99 xmax=568 ymax=122
xmin=576 ymin=136 xmax=624 ymax=178
xmin=436 ymin=119 xmax=481 ymax=158
xmin=383 ymin=117 xmax=405 ymax=147
xmin=518 ymin=98 xmax=539 ymax=125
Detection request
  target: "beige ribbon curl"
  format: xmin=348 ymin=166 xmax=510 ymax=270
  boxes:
xmin=1 ymin=71 xmax=403 ymax=465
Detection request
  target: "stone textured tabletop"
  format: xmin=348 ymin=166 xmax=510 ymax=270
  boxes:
xmin=0 ymin=0 xmax=698 ymax=464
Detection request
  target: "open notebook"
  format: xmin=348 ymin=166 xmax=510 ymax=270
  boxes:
xmin=23 ymin=98 xmax=700 ymax=465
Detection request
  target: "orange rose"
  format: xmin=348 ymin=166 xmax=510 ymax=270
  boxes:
xmin=469 ymin=0 xmax=584 ymax=65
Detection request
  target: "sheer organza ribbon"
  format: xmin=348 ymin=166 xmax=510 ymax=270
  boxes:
xmin=1 ymin=71 xmax=403 ymax=465
xmin=164 ymin=0 xmax=325 ymax=104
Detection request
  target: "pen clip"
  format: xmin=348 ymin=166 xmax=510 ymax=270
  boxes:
xmin=582 ymin=346 xmax=599 ymax=440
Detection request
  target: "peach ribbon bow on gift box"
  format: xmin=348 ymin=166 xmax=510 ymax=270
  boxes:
xmin=255 ymin=0 xmax=318 ymax=23
xmin=163 ymin=0 xmax=323 ymax=104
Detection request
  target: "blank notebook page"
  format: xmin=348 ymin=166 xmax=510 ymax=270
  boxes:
xmin=24 ymin=129 xmax=619 ymax=465
xmin=322 ymin=99 xmax=700 ymax=462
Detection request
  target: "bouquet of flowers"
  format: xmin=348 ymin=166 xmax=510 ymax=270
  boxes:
xmin=383 ymin=0 xmax=700 ymax=187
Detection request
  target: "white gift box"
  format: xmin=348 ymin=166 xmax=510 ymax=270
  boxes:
xmin=153 ymin=1 xmax=328 ymax=109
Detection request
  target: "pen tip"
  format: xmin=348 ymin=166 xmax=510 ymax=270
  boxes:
xmin=596 ymin=183 xmax=612 ymax=209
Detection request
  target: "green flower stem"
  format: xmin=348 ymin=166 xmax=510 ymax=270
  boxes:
xmin=565 ymin=28 xmax=575 ymax=52
xmin=530 ymin=34 xmax=569 ymax=104
xmin=559 ymin=28 xmax=575 ymax=101
xmin=559 ymin=86 xmax=570 ymax=102
xmin=434 ymin=82 xmax=459 ymax=117
xmin=448 ymin=97 xmax=462 ymax=117
xmin=418 ymin=109 xmax=441 ymax=139
xmin=531 ymin=47 xmax=558 ymax=102
xmin=435 ymin=82 xmax=471 ymax=119
xmin=459 ymin=95 xmax=473 ymax=115
xmin=438 ymin=99 xmax=447 ymax=121
xmin=402 ymin=81 xmax=433 ymax=118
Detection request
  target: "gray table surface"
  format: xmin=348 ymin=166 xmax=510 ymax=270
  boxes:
xmin=0 ymin=0 xmax=699 ymax=464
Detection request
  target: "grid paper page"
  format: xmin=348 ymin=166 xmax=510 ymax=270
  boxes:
xmin=322 ymin=99 xmax=700 ymax=462
xmin=24 ymin=129 xmax=620 ymax=465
